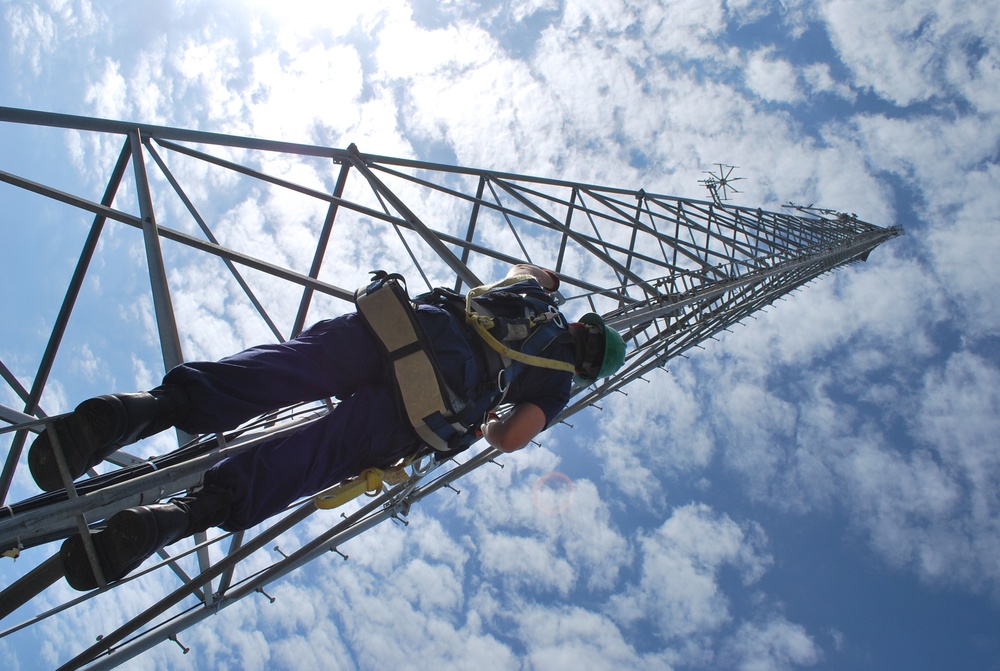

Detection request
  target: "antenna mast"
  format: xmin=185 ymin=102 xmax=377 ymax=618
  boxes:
xmin=0 ymin=107 xmax=901 ymax=669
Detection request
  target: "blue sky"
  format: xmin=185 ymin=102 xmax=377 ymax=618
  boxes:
xmin=2 ymin=1 xmax=999 ymax=670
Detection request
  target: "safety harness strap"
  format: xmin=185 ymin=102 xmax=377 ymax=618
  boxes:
xmin=465 ymin=275 xmax=577 ymax=374
xmin=357 ymin=270 xmax=576 ymax=454
xmin=355 ymin=272 xmax=468 ymax=452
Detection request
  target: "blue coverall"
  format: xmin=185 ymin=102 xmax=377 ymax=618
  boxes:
xmin=161 ymin=284 xmax=573 ymax=531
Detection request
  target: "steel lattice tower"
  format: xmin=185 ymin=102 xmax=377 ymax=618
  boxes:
xmin=0 ymin=108 xmax=901 ymax=669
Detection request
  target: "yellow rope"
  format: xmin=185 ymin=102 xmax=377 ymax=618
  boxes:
xmin=314 ymin=459 xmax=415 ymax=510
xmin=314 ymin=468 xmax=385 ymax=509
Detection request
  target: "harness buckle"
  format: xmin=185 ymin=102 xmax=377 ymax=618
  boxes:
xmin=497 ymin=368 xmax=510 ymax=395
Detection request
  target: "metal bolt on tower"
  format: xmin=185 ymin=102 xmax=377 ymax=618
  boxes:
xmin=0 ymin=107 xmax=901 ymax=669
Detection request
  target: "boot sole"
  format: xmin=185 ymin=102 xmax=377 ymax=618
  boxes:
xmin=28 ymin=396 xmax=126 ymax=492
xmin=60 ymin=508 xmax=159 ymax=591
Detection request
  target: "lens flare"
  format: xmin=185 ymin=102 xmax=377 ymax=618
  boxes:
xmin=531 ymin=472 xmax=576 ymax=515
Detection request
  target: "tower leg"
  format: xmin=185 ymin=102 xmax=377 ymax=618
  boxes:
xmin=0 ymin=555 xmax=64 ymax=622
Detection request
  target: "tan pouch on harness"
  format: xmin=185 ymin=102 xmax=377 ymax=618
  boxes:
xmin=355 ymin=272 xmax=470 ymax=453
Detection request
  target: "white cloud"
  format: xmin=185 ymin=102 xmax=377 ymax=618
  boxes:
xmin=293 ymin=538 xmax=520 ymax=671
xmin=509 ymin=0 xmax=560 ymax=23
xmin=590 ymin=366 xmax=715 ymax=506
xmin=923 ymin=164 xmax=1000 ymax=338
xmin=0 ymin=640 xmax=20 ymax=671
xmin=897 ymin=351 xmax=1000 ymax=589
xmin=169 ymin=263 xmax=253 ymax=361
xmin=70 ymin=343 xmax=101 ymax=381
xmin=638 ymin=0 xmax=729 ymax=60
xmin=83 ymin=57 xmax=128 ymax=119
xmin=723 ymin=617 xmax=822 ymax=671
xmin=695 ymin=299 xmax=1000 ymax=592
xmin=560 ymin=0 xmax=643 ymax=36
xmin=745 ymin=49 xmax=803 ymax=103
xmin=270 ymin=620 xmax=354 ymax=671
xmin=851 ymin=113 xmax=999 ymax=204
xmin=479 ymin=530 xmax=578 ymax=594
xmin=449 ymin=451 xmax=632 ymax=593
xmin=610 ymin=503 xmax=772 ymax=640
xmin=821 ymin=0 xmax=1000 ymax=108
xmin=715 ymin=253 xmax=942 ymax=371
xmin=802 ymin=63 xmax=855 ymax=100
xmin=3 ymin=0 xmax=101 ymax=79
xmin=518 ymin=605 xmax=674 ymax=671
xmin=246 ymin=43 xmax=367 ymax=144
xmin=4 ymin=2 xmax=57 ymax=76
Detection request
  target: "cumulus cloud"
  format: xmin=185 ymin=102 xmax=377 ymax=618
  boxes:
xmin=518 ymin=605 xmax=674 ymax=671
xmin=895 ymin=351 xmax=1000 ymax=590
xmin=745 ymin=49 xmax=803 ymax=103
xmin=447 ymin=447 xmax=632 ymax=594
xmin=923 ymin=164 xmax=1000 ymax=338
xmin=3 ymin=0 xmax=102 ymax=80
xmin=821 ymin=0 xmax=1000 ymax=107
xmin=802 ymin=63 xmax=855 ymax=101
xmin=609 ymin=504 xmax=772 ymax=641
xmin=723 ymin=617 xmax=822 ymax=671
xmin=589 ymin=366 xmax=715 ymax=507
xmin=3 ymin=0 xmax=999 ymax=669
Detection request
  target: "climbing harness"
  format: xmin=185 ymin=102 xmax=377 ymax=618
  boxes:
xmin=463 ymin=275 xmax=577 ymax=375
xmin=354 ymin=270 xmax=576 ymax=455
xmin=355 ymin=271 xmax=472 ymax=453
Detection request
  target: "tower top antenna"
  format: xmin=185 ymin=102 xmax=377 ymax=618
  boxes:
xmin=699 ymin=163 xmax=744 ymax=205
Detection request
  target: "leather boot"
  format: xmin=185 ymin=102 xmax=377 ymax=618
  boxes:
xmin=60 ymin=485 xmax=234 ymax=592
xmin=29 ymin=384 xmax=190 ymax=492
